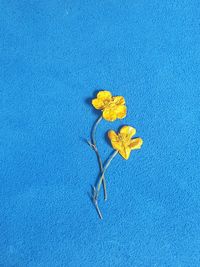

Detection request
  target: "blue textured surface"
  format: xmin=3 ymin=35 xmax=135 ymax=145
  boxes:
xmin=1 ymin=1 xmax=200 ymax=266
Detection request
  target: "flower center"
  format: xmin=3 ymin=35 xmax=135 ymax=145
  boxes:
xmin=118 ymin=133 xmax=130 ymax=144
xmin=104 ymin=100 xmax=109 ymax=106
xmin=104 ymin=99 xmax=116 ymax=108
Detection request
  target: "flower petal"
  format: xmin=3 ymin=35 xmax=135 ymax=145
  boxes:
xmin=110 ymin=140 xmax=123 ymax=151
xmin=92 ymin=98 xmax=105 ymax=110
xmin=108 ymin=130 xmax=118 ymax=142
xmin=113 ymin=96 xmax=125 ymax=105
xmin=102 ymin=108 xmax=117 ymax=121
xmin=119 ymin=146 xmax=131 ymax=160
xmin=129 ymin=138 xmax=143 ymax=150
xmin=116 ymin=105 xmax=127 ymax=119
xmin=97 ymin=91 xmax=112 ymax=100
xmin=120 ymin=126 xmax=136 ymax=138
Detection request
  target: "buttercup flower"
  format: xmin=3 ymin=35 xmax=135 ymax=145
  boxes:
xmin=88 ymin=90 xmax=143 ymax=219
xmin=92 ymin=91 xmax=127 ymax=121
xmin=108 ymin=126 xmax=143 ymax=160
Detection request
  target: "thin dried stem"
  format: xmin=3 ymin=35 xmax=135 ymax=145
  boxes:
xmin=92 ymin=186 xmax=103 ymax=219
xmin=88 ymin=116 xmax=107 ymax=200
xmin=97 ymin=150 xmax=118 ymax=194
xmin=93 ymin=150 xmax=118 ymax=219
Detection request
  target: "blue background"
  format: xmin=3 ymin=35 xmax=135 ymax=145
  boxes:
xmin=1 ymin=0 xmax=200 ymax=266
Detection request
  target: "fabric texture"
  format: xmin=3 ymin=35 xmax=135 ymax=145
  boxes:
xmin=0 ymin=0 xmax=200 ymax=266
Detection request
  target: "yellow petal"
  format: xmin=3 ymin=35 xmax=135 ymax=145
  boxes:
xmin=119 ymin=146 xmax=131 ymax=160
xmin=129 ymin=138 xmax=143 ymax=150
xmin=110 ymin=140 xmax=123 ymax=151
xmin=120 ymin=126 xmax=136 ymax=138
xmin=92 ymin=98 xmax=106 ymax=110
xmin=113 ymin=96 xmax=125 ymax=105
xmin=102 ymin=108 xmax=117 ymax=121
xmin=108 ymin=130 xmax=121 ymax=150
xmin=116 ymin=105 xmax=127 ymax=119
xmin=108 ymin=130 xmax=118 ymax=142
xmin=97 ymin=91 xmax=112 ymax=100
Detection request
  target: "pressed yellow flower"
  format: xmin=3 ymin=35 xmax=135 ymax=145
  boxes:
xmin=108 ymin=126 xmax=143 ymax=160
xmin=92 ymin=91 xmax=127 ymax=121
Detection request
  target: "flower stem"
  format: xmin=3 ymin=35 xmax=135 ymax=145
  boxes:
xmin=93 ymin=150 xmax=118 ymax=219
xmin=88 ymin=116 xmax=107 ymax=200
xmin=92 ymin=186 xmax=103 ymax=219
xmin=97 ymin=150 xmax=118 ymax=194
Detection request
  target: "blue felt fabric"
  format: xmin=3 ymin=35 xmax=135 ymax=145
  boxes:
xmin=1 ymin=0 xmax=200 ymax=266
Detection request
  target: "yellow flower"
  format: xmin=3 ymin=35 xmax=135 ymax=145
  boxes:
xmin=108 ymin=126 xmax=143 ymax=160
xmin=92 ymin=91 xmax=127 ymax=121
